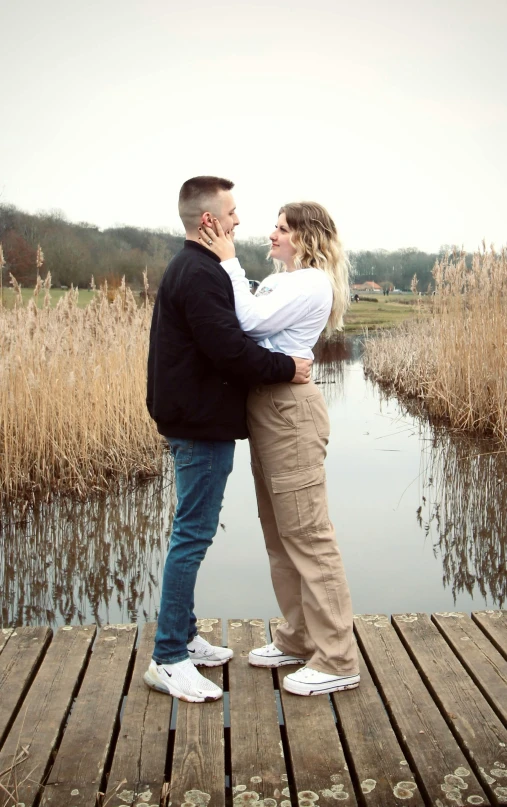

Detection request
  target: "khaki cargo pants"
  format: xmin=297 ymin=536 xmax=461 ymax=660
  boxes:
xmin=247 ymin=380 xmax=358 ymax=676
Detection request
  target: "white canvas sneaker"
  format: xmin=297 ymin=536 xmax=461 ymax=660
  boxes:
xmin=248 ymin=642 xmax=308 ymax=668
xmin=144 ymin=658 xmax=223 ymax=702
xmin=283 ymin=665 xmax=360 ymax=696
xmin=187 ymin=634 xmax=234 ymax=667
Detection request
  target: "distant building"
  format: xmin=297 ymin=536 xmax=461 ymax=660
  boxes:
xmin=351 ymin=281 xmax=383 ymax=293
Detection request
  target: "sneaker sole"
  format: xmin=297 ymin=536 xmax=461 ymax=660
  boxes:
xmin=248 ymin=654 xmax=308 ymax=668
xmin=283 ymin=676 xmax=360 ymax=696
xmin=143 ymin=671 xmax=222 ymax=703
xmin=191 ymin=655 xmax=233 ymax=668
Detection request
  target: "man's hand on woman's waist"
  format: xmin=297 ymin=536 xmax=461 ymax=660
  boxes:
xmin=291 ymin=357 xmax=313 ymax=384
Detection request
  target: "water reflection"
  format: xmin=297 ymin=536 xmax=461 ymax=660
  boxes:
xmin=417 ymin=426 xmax=507 ymax=607
xmin=1 ymin=336 xmax=506 ymax=627
xmin=313 ymin=336 xmax=358 ymax=404
xmin=0 ymin=457 xmax=175 ymax=627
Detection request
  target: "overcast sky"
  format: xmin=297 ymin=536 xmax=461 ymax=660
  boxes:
xmin=1 ymin=0 xmax=506 ymax=251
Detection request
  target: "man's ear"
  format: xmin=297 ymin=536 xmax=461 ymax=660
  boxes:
xmin=201 ymin=211 xmax=214 ymax=227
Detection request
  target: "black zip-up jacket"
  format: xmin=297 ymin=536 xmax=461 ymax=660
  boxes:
xmin=147 ymin=240 xmax=296 ymax=440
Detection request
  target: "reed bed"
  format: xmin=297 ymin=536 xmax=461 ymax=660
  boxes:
xmin=364 ymin=246 xmax=507 ymax=442
xmin=0 ymin=274 xmax=163 ymax=503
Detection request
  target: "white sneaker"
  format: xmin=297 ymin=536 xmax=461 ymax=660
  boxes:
xmin=248 ymin=642 xmax=308 ymax=668
xmin=144 ymin=659 xmax=223 ymax=702
xmin=187 ymin=634 xmax=234 ymax=667
xmin=283 ymin=666 xmax=360 ymax=696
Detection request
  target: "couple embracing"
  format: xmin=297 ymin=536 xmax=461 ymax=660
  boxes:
xmin=145 ymin=176 xmax=359 ymax=702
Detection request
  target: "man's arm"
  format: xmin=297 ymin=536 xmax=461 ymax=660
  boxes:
xmin=182 ymin=265 xmax=305 ymax=385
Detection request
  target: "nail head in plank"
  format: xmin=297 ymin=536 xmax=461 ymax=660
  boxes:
xmin=228 ymin=618 xmax=287 ymax=800
xmin=472 ymin=611 xmax=507 ymax=661
xmin=270 ymin=618 xmax=357 ymax=807
xmin=393 ymin=612 xmax=507 ymax=803
xmin=104 ymin=621 xmax=173 ymax=805
xmin=432 ymin=612 xmax=507 ymax=726
xmin=0 ymin=626 xmax=52 ymax=750
xmin=40 ymin=623 xmax=137 ymax=807
xmin=331 ymin=643 xmax=423 ymax=806
xmin=169 ymin=619 xmax=225 ymax=807
xmin=354 ymin=613 xmax=487 ymax=806
xmin=0 ymin=624 xmax=96 ymax=807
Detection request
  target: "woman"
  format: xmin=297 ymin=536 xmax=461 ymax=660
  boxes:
xmin=199 ymin=203 xmax=359 ymax=696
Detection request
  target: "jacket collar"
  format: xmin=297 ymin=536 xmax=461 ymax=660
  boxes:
xmin=184 ymin=239 xmax=221 ymax=263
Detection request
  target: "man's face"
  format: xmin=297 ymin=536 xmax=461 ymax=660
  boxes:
xmin=202 ymin=190 xmax=240 ymax=239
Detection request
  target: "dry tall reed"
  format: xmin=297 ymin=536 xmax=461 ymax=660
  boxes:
xmin=364 ymin=246 xmax=507 ymax=442
xmin=0 ymin=273 xmax=162 ymax=502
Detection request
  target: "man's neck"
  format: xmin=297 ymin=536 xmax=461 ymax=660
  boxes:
xmin=185 ymin=230 xmax=200 ymax=243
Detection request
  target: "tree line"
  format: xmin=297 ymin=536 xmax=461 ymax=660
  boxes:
xmin=0 ymin=202 xmax=462 ymax=293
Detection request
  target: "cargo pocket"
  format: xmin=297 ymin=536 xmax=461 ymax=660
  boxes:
xmin=271 ymin=464 xmax=329 ymax=537
xmin=307 ymin=394 xmax=330 ymax=439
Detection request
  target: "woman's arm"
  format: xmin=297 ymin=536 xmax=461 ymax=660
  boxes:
xmin=199 ymin=220 xmax=309 ymax=340
xmin=221 ymin=257 xmax=309 ymax=340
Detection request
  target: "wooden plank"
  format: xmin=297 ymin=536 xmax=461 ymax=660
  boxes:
xmin=270 ymin=618 xmax=358 ymax=807
xmin=40 ymin=623 xmax=137 ymax=807
xmin=433 ymin=611 xmax=507 ymax=726
xmin=331 ymin=644 xmax=424 ymax=807
xmin=394 ymin=612 xmax=507 ymax=804
xmin=354 ymin=614 xmax=488 ymax=806
xmin=0 ymin=626 xmax=52 ymax=750
xmin=104 ymin=621 xmax=173 ymax=806
xmin=0 ymin=629 xmax=14 ymax=656
xmin=228 ymin=618 xmax=287 ymax=802
xmin=168 ymin=619 xmax=226 ymax=807
xmin=472 ymin=611 xmax=507 ymax=660
xmin=0 ymin=625 xmax=95 ymax=807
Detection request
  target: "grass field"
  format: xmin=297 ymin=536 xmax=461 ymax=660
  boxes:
xmin=344 ymin=295 xmax=424 ymax=332
xmin=0 ymin=287 xmax=99 ymax=308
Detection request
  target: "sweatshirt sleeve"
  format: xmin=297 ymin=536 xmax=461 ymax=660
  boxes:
xmin=221 ymin=257 xmax=309 ymax=340
xmin=181 ymin=264 xmax=295 ymax=385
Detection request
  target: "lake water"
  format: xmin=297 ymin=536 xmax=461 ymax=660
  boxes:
xmin=1 ymin=335 xmax=506 ymax=629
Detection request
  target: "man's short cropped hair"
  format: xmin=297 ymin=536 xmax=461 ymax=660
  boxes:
xmin=178 ymin=175 xmax=234 ymax=230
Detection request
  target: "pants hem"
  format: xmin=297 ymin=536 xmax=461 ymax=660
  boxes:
xmin=275 ymin=639 xmax=312 ymax=659
xmin=152 ymin=652 xmax=189 ymax=665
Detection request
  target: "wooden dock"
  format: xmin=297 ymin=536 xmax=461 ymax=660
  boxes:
xmin=0 ymin=611 xmax=506 ymax=807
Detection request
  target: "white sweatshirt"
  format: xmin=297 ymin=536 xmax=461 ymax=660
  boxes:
xmin=221 ymin=257 xmax=332 ymax=359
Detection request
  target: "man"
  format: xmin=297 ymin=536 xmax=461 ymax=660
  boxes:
xmin=145 ymin=176 xmax=312 ymax=703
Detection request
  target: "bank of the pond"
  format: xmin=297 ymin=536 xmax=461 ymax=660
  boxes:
xmin=364 ymin=248 xmax=507 ymax=442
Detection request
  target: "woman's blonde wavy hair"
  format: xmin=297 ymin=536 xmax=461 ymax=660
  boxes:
xmin=273 ymin=202 xmax=350 ymax=338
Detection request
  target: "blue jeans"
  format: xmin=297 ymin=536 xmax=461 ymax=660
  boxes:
xmin=153 ymin=438 xmax=235 ymax=664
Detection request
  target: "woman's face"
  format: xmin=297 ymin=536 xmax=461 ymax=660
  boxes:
xmin=269 ymin=212 xmax=297 ymax=268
